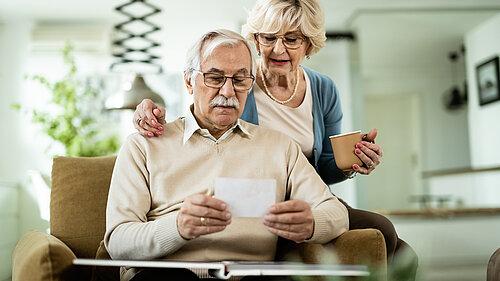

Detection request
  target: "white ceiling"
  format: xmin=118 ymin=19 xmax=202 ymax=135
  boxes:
xmin=1 ymin=0 xmax=499 ymax=75
xmin=1 ymin=0 xmax=500 ymax=29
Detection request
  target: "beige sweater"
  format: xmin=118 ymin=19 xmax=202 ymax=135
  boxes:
xmin=105 ymin=117 xmax=348 ymax=280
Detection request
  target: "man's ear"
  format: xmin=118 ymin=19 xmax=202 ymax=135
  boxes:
xmin=184 ymin=71 xmax=194 ymax=95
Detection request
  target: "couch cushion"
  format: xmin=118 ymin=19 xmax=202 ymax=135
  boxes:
xmin=50 ymin=156 xmax=116 ymax=258
xmin=12 ymin=230 xmax=77 ymax=281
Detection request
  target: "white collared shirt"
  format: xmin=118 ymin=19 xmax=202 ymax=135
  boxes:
xmin=183 ymin=105 xmax=251 ymax=144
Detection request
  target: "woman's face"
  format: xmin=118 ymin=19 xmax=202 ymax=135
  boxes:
xmin=255 ymin=30 xmax=311 ymax=76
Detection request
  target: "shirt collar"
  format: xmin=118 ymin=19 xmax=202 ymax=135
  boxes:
xmin=183 ymin=104 xmax=251 ymax=144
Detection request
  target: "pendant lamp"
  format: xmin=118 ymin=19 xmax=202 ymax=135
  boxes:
xmin=105 ymin=0 xmax=165 ymax=110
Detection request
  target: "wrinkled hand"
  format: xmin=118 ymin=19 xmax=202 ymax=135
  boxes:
xmin=263 ymin=200 xmax=314 ymax=243
xmin=177 ymin=194 xmax=232 ymax=240
xmin=353 ymin=128 xmax=383 ymax=175
xmin=133 ymin=99 xmax=166 ymax=137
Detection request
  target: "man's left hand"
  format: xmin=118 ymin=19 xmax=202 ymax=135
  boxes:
xmin=263 ymin=200 xmax=314 ymax=243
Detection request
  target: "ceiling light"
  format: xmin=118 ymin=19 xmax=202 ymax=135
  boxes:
xmin=105 ymin=0 xmax=165 ymax=110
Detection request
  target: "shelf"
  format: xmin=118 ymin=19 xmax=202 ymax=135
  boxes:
xmin=422 ymin=165 xmax=500 ymax=178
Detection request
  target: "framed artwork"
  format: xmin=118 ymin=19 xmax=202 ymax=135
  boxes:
xmin=476 ymin=56 xmax=500 ymax=106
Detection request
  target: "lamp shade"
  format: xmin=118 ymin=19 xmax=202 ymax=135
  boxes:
xmin=105 ymin=74 xmax=165 ymax=110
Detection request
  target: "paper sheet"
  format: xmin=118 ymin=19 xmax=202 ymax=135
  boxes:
xmin=214 ymin=177 xmax=276 ymax=218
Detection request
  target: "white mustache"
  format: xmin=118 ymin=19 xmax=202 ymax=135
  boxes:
xmin=209 ymin=95 xmax=240 ymax=109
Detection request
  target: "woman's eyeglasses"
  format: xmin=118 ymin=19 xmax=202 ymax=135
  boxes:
xmin=255 ymin=33 xmax=307 ymax=49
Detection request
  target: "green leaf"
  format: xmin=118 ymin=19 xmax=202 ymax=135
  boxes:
xmin=22 ymin=42 xmax=120 ymax=157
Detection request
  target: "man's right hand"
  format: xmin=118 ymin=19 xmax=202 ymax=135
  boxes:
xmin=133 ymin=99 xmax=166 ymax=137
xmin=177 ymin=194 xmax=232 ymax=240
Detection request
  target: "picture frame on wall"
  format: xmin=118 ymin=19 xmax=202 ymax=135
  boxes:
xmin=476 ymin=56 xmax=500 ymax=106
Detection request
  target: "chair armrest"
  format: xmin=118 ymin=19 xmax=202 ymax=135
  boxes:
xmin=277 ymin=229 xmax=386 ymax=265
xmin=276 ymin=229 xmax=387 ymax=280
xmin=12 ymin=230 xmax=76 ymax=281
xmin=332 ymin=229 xmax=387 ymax=267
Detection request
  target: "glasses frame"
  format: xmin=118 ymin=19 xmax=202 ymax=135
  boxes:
xmin=191 ymin=69 xmax=255 ymax=91
xmin=255 ymin=33 xmax=307 ymax=50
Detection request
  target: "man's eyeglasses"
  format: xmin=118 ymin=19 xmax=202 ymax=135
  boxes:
xmin=255 ymin=33 xmax=307 ymax=49
xmin=192 ymin=70 xmax=255 ymax=91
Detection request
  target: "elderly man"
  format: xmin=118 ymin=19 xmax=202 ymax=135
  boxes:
xmin=104 ymin=29 xmax=348 ymax=281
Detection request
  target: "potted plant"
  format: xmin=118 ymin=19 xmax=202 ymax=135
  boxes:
xmin=13 ymin=44 xmax=120 ymax=157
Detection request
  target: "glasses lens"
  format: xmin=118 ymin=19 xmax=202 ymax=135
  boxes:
xmin=258 ymin=34 xmax=277 ymax=46
xmin=232 ymin=76 xmax=254 ymax=91
xmin=204 ymin=73 xmax=226 ymax=88
xmin=283 ymin=35 xmax=303 ymax=49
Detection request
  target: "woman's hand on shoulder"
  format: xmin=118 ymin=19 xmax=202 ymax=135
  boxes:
xmin=352 ymin=128 xmax=383 ymax=175
xmin=133 ymin=99 xmax=166 ymax=137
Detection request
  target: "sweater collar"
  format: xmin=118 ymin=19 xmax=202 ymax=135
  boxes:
xmin=183 ymin=104 xmax=251 ymax=144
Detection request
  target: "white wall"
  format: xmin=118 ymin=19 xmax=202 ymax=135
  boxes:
xmin=349 ymin=14 xmax=472 ymax=210
xmin=354 ymin=14 xmax=472 ymax=174
xmin=465 ymin=14 xmax=500 ymax=168
xmin=428 ymin=170 xmax=500 ymax=208
xmin=0 ymin=21 xmax=50 ymax=183
xmin=0 ymin=21 xmax=47 ymax=280
xmin=0 ymin=182 xmax=18 ymax=281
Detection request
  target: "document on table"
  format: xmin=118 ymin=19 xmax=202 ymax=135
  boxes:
xmin=214 ymin=178 xmax=276 ymax=217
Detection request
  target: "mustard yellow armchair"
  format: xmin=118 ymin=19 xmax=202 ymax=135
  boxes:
xmin=12 ymin=156 xmax=387 ymax=281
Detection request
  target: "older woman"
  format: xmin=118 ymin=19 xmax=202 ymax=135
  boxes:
xmin=133 ymin=0 xmax=416 ymax=276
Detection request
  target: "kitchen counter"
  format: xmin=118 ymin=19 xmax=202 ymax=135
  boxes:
xmin=377 ymin=207 xmax=500 ymax=217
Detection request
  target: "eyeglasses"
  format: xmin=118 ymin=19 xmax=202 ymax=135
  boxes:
xmin=192 ymin=70 xmax=255 ymax=91
xmin=255 ymin=33 xmax=307 ymax=49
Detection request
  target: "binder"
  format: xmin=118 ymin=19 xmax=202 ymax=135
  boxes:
xmin=73 ymin=259 xmax=369 ymax=279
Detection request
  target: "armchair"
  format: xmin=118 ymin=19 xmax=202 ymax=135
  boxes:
xmin=488 ymin=248 xmax=500 ymax=281
xmin=12 ymin=156 xmax=387 ymax=281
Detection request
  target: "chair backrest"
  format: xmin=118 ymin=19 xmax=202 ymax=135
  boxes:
xmin=50 ymin=156 xmax=117 ymax=258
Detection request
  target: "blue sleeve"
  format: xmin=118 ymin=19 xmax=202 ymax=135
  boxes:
xmin=314 ymin=74 xmax=346 ymax=185
xmin=240 ymin=89 xmax=259 ymax=125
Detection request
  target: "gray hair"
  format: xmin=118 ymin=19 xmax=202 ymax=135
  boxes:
xmin=185 ymin=29 xmax=256 ymax=85
xmin=241 ymin=0 xmax=326 ymax=56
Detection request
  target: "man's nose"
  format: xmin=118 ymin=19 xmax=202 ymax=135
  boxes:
xmin=219 ymin=78 xmax=236 ymax=97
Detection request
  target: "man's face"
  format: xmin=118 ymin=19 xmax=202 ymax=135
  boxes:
xmin=186 ymin=42 xmax=252 ymax=136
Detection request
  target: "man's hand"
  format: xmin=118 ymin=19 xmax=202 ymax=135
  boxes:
xmin=133 ymin=99 xmax=166 ymax=137
xmin=177 ymin=194 xmax=232 ymax=240
xmin=263 ymin=200 xmax=314 ymax=243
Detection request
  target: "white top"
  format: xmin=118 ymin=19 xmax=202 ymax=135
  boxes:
xmin=254 ymin=69 xmax=314 ymax=159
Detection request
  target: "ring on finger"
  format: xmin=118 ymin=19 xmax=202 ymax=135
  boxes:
xmin=366 ymin=162 xmax=374 ymax=169
xmin=200 ymin=217 xmax=206 ymax=226
xmin=136 ymin=118 xmax=142 ymax=126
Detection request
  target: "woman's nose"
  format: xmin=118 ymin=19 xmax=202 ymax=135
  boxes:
xmin=273 ymin=38 xmax=286 ymax=54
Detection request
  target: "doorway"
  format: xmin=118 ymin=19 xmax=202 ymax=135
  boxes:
xmin=358 ymin=93 xmax=423 ymax=211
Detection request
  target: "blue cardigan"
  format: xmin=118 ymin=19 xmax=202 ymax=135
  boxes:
xmin=240 ymin=66 xmax=346 ymax=185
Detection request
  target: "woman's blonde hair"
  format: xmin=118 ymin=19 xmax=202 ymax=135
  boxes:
xmin=241 ymin=0 xmax=326 ymax=56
